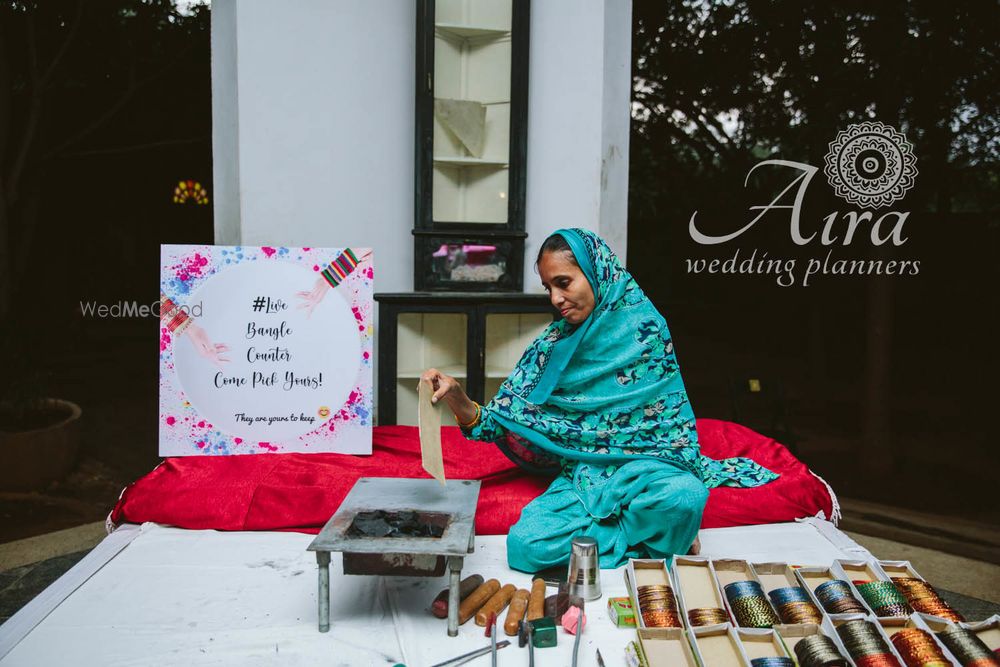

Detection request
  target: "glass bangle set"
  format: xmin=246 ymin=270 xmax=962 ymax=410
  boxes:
xmin=625 ymin=556 xmax=996 ymax=667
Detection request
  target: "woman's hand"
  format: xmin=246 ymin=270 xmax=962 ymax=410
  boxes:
xmin=421 ymin=368 xmax=477 ymax=425
xmin=184 ymin=322 xmax=230 ymax=368
xmin=296 ymin=276 xmax=329 ymax=318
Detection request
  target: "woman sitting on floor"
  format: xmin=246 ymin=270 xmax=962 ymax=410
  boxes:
xmin=422 ymin=228 xmax=778 ymax=571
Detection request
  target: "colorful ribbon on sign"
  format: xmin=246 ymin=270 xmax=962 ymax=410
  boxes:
xmin=320 ymin=248 xmax=361 ymax=288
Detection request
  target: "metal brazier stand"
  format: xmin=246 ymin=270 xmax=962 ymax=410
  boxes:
xmin=307 ymin=477 xmax=481 ymax=636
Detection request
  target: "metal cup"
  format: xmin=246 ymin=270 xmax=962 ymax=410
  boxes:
xmin=566 ymin=536 xmax=601 ymax=601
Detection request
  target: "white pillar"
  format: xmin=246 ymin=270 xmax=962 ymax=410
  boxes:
xmin=211 ymin=0 xmax=632 ymax=292
xmin=523 ymin=0 xmax=632 ymax=282
xmin=211 ymin=0 xmax=416 ymax=292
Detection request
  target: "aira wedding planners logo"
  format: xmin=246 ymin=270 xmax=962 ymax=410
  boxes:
xmin=824 ymin=122 xmax=918 ymax=209
xmin=686 ymin=121 xmax=920 ymax=287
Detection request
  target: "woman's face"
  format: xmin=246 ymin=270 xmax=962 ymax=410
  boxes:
xmin=538 ymin=250 xmax=595 ymax=324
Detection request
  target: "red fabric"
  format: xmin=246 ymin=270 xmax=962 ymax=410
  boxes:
xmin=110 ymin=419 xmax=833 ymax=535
xmin=693 ymin=419 xmax=834 ymax=528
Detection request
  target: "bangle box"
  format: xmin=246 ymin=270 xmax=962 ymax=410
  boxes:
xmin=671 ymin=556 xmax=730 ymax=628
xmin=736 ymin=628 xmax=793 ymax=663
xmin=713 ymin=559 xmax=779 ymax=628
xmin=835 ymin=559 xmax=910 ymax=622
xmin=691 ymin=624 xmax=752 ymax=667
xmin=879 ymin=616 xmax=961 ymax=666
xmin=635 ymin=627 xmax=699 ymax=667
xmin=626 ymin=559 xmax=684 ymax=629
xmin=795 ymin=565 xmax=875 ymax=618
xmin=774 ymin=621 xmax=854 ymax=667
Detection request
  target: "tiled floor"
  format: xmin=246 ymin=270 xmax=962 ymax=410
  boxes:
xmin=0 ymin=550 xmax=90 ymax=624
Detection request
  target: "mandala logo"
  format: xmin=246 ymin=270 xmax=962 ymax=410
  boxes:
xmin=824 ymin=122 xmax=917 ymax=209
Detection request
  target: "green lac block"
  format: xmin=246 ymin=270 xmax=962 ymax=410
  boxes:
xmin=529 ymin=617 xmax=557 ymax=648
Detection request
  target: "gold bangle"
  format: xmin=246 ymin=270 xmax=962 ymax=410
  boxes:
xmin=456 ymin=402 xmax=481 ymax=429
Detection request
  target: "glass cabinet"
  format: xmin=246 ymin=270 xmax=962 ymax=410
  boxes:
xmin=414 ymin=0 xmax=530 ymax=291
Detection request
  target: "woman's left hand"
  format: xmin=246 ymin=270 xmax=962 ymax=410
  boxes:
xmin=421 ymin=368 xmax=477 ymax=424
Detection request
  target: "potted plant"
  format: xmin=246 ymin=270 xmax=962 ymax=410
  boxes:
xmin=0 ymin=324 xmax=82 ymax=491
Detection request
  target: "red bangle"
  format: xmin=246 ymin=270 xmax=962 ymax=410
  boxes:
xmin=167 ymin=309 xmax=189 ymax=332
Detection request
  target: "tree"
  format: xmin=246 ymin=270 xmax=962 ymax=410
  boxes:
xmin=0 ymin=0 xmax=209 ymax=319
xmin=629 ymin=0 xmax=999 ymax=468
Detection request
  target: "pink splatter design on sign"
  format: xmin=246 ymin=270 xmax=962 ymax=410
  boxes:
xmin=165 ymin=416 xmax=177 ymax=426
xmin=258 ymin=442 xmax=278 ymax=452
xmin=175 ymin=253 xmax=209 ymax=282
xmin=160 ymin=328 xmax=172 ymax=351
xmin=262 ymin=247 xmax=277 ymax=257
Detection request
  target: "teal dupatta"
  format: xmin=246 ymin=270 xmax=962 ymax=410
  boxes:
xmin=465 ymin=228 xmax=778 ymax=491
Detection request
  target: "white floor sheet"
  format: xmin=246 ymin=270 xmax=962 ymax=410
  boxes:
xmin=0 ymin=519 xmax=873 ymax=666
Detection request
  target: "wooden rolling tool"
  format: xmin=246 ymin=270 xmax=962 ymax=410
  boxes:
xmin=526 ymin=577 xmax=546 ymax=621
xmin=503 ymin=589 xmax=530 ymax=636
xmin=458 ymin=578 xmax=501 ymax=625
xmin=475 ymin=583 xmax=517 ymax=626
xmin=430 ymin=574 xmax=485 ymax=618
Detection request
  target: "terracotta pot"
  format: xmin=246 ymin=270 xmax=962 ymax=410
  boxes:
xmin=0 ymin=399 xmax=82 ymax=491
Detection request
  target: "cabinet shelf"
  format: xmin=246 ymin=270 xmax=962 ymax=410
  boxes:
xmin=435 ymin=23 xmax=510 ymax=40
xmin=433 ymin=157 xmax=509 ymax=168
xmin=397 ymin=365 xmax=467 ymax=379
xmin=416 ymin=0 xmax=529 ymax=290
xmin=376 ymin=293 xmax=554 ymax=425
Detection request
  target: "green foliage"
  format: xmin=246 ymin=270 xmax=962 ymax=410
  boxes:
xmin=629 ymin=0 xmax=999 ymax=223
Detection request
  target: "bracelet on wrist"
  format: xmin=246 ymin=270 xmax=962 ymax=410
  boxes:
xmin=455 ymin=401 xmax=481 ymax=429
xmin=167 ymin=309 xmax=190 ymax=333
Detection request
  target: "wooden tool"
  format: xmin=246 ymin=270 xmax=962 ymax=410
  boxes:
xmin=458 ymin=579 xmax=500 ymax=625
xmin=431 ymin=574 xmax=485 ymax=618
xmin=527 ymin=578 xmax=546 ymax=621
xmin=475 ymin=583 xmax=517 ymax=626
xmin=503 ymin=589 xmax=530 ymax=636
